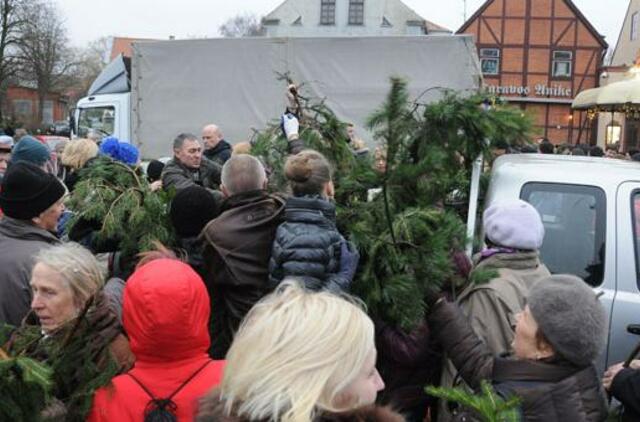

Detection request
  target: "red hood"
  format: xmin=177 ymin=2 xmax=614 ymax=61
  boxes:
xmin=123 ymin=259 xmax=210 ymax=363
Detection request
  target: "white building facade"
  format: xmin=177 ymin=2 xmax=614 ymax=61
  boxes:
xmin=262 ymin=0 xmax=449 ymax=37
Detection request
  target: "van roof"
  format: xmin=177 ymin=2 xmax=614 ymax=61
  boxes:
xmin=492 ymin=154 xmax=640 ymax=186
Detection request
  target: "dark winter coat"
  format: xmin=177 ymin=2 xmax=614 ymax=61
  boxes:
xmin=196 ymin=390 xmax=406 ymax=421
xmin=176 ymin=235 xmax=207 ymax=278
xmin=429 ymin=300 xmax=608 ymax=422
xmin=162 ymin=156 xmax=222 ymax=191
xmin=268 ymin=195 xmax=348 ymax=292
xmin=610 ymin=367 xmax=640 ymax=421
xmin=0 ymin=217 xmax=61 ymax=327
xmin=201 ymin=190 xmax=285 ymax=358
xmin=204 ymin=140 xmax=232 ymax=165
xmin=375 ymin=320 xmax=441 ymax=421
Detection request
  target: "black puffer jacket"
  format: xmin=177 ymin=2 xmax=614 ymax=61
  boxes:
xmin=268 ymin=195 xmax=348 ymax=291
xmin=428 ymin=300 xmax=608 ymax=422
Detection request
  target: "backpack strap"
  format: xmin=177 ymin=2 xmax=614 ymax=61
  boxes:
xmin=128 ymin=359 xmax=213 ymax=404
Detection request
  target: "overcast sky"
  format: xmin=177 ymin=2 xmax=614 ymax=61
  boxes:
xmin=55 ymin=0 xmax=626 ymax=51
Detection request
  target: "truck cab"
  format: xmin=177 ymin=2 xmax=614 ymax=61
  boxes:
xmin=485 ymin=154 xmax=640 ymax=371
xmin=73 ymin=92 xmax=130 ymax=141
xmin=71 ymin=54 xmax=131 ymax=142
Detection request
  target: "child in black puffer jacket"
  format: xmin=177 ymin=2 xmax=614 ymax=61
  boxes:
xmin=268 ymin=149 xmax=358 ymax=292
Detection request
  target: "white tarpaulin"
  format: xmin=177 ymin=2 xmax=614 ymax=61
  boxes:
xmin=131 ymin=36 xmax=482 ymax=159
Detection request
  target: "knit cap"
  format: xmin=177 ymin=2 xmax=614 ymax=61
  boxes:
xmin=169 ymin=186 xmax=219 ymax=238
xmin=528 ymin=275 xmax=607 ymax=366
xmin=147 ymin=159 xmax=165 ymax=182
xmin=0 ymin=161 xmax=66 ymax=219
xmin=99 ymin=137 xmax=140 ymax=165
xmin=11 ymin=136 xmax=51 ymax=166
xmin=483 ymin=199 xmax=544 ymax=250
xmin=0 ymin=135 xmax=13 ymax=151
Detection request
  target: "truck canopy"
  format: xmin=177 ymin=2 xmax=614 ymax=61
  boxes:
xmin=131 ymin=36 xmax=482 ymax=159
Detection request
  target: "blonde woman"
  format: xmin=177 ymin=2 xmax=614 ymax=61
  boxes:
xmin=60 ymin=138 xmax=98 ymax=191
xmin=197 ymin=281 xmax=401 ymax=422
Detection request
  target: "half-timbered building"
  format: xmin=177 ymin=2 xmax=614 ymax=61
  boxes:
xmin=458 ymin=0 xmax=608 ymax=144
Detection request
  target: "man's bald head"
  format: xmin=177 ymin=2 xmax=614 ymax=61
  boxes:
xmin=220 ymin=154 xmax=267 ymax=197
xmin=202 ymin=124 xmax=223 ymax=149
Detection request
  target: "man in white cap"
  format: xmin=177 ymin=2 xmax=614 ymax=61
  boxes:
xmin=438 ymin=199 xmax=551 ymax=421
xmin=0 ymin=135 xmax=13 ymax=180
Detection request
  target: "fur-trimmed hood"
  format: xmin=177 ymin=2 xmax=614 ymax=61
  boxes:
xmin=196 ymin=391 xmax=406 ymax=422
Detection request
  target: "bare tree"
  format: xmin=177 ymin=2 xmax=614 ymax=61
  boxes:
xmin=17 ymin=0 xmax=75 ymax=125
xmin=218 ymin=13 xmax=265 ymax=38
xmin=0 ymin=0 xmax=26 ymax=122
xmin=63 ymin=36 xmax=111 ymax=101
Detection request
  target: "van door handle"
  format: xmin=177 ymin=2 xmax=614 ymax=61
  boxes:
xmin=627 ymin=324 xmax=640 ymax=335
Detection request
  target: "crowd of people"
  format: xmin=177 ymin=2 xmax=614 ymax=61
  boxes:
xmin=0 ymin=110 xmax=639 ymax=422
xmin=497 ymin=135 xmax=640 ymax=161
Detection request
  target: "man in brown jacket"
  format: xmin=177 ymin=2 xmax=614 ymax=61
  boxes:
xmin=438 ymin=200 xmax=550 ymax=421
xmin=201 ymin=154 xmax=285 ymax=358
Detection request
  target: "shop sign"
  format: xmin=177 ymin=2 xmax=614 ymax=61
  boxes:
xmin=487 ymin=84 xmax=572 ymax=97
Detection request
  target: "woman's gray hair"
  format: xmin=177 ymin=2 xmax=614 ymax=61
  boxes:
xmin=35 ymin=242 xmax=105 ymax=308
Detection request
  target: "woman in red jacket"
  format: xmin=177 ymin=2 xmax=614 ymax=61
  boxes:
xmin=88 ymin=256 xmax=225 ymax=421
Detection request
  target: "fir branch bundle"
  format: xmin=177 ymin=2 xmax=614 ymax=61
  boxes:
xmin=65 ymin=156 xmax=176 ymax=258
xmin=426 ymin=381 xmax=521 ymax=422
xmin=0 ymin=350 xmax=53 ymax=422
xmin=252 ymin=78 xmax=533 ymax=330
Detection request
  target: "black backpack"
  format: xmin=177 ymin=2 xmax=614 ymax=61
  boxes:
xmin=127 ymin=360 xmax=212 ymax=422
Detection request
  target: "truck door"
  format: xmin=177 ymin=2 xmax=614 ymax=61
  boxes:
xmin=608 ymin=182 xmax=640 ymax=367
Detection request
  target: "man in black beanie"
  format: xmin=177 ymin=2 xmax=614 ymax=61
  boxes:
xmin=0 ymin=161 xmax=65 ymax=326
xmin=169 ymin=185 xmax=221 ymax=276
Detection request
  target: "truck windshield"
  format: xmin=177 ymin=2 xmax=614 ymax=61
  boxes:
xmin=77 ymin=106 xmax=115 ymax=138
xmin=521 ymin=183 xmax=606 ymax=287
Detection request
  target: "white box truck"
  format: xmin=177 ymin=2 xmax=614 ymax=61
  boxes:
xmin=72 ymin=35 xmax=483 ymax=159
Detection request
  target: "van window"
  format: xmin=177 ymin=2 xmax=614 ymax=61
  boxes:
xmin=520 ymin=183 xmax=606 ymax=286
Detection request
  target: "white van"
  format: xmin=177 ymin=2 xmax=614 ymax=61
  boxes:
xmin=485 ymin=153 xmax=640 ymax=371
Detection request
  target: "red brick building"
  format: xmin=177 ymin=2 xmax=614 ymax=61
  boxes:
xmin=458 ymin=0 xmax=608 ymax=144
xmin=2 ymin=85 xmax=68 ymax=128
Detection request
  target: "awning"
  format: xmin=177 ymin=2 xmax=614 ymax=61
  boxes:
xmin=572 ymin=70 xmax=640 ymax=111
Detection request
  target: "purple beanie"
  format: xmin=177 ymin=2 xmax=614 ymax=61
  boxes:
xmin=483 ymin=199 xmax=544 ymax=250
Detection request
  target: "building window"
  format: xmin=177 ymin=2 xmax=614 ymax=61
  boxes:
xmin=349 ymin=0 xmax=365 ymax=25
xmin=42 ymin=100 xmax=54 ymax=125
xmin=12 ymin=99 xmax=32 ymax=119
xmin=480 ymin=48 xmax=500 ymax=75
xmin=320 ymin=0 xmax=336 ymax=25
xmin=632 ymin=12 xmax=639 ymax=41
xmin=606 ymin=121 xmax=621 ymax=144
xmin=552 ymin=51 xmax=572 ymax=78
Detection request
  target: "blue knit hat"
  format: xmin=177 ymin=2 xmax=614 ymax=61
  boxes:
xmin=99 ymin=137 xmax=140 ymax=165
xmin=11 ymin=136 xmax=51 ymax=166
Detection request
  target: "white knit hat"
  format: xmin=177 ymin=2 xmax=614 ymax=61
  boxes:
xmin=483 ymin=199 xmax=544 ymax=250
